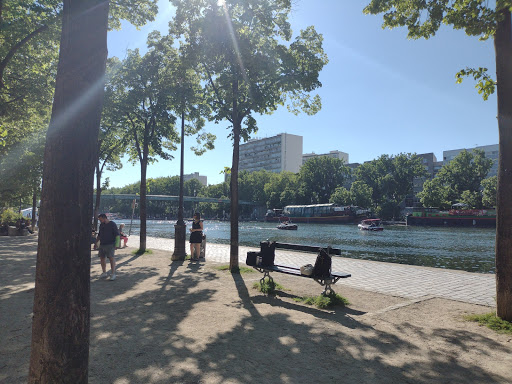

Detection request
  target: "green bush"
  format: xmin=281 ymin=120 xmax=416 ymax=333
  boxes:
xmin=294 ymin=292 xmax=350 ymax=309
xmin=1 ymin=208 xmax=24 ymax=226
xmin=253 ymin=278 xmax=285 ymax=295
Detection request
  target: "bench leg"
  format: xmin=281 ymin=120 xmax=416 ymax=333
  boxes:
xmin=260 ymin=270 xmax=273 ymax=286
xmin=322 ymin=281 xmax=335 ymax=297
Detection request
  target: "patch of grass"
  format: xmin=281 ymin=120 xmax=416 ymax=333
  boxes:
xmin=464 ymin=312 xmax=512 ymax=334
xmin=131 ymin=248 xmax=153 ymax=256
xmin=252 ymin=278 xmax=285 ymax=295
xmin=294 ymin=293 xmax=350 ymax=309
xmin=216 ymin=265 xmax=255 ymax=274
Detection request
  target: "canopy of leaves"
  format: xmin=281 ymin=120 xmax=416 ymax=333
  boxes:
xmin=170 ymin=0 xmax=328 ymax=138
xmin=355 ymin=153 xmax=426 ymax=209
xmin=300 ymin=157 xmax=350 ymax=204
xmin=418 ymin=150 xmax=493 ymax=208
xmin=482 ymin=175 xmax=497 ymax=207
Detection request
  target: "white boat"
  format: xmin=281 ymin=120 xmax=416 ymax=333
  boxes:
xmin=358 ymin=219 xmax=384 ymax=231
xmin=277 ymin=219 xmax=298 ymax=230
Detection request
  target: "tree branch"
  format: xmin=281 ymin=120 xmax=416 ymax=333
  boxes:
xmin=127 ymin=113 xmax=143 ymax=163
xmin=0 ymin=24 xmax=50 ymax=88
xmin=203 ymin=62 xmax=233 ymax=123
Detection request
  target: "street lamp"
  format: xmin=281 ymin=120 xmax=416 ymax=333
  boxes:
xmin=172 ymin=108 xmax=186 ymax=261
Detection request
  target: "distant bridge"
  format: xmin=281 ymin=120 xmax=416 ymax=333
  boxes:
xmin=97 ymin=193 xmax=258 ymax=206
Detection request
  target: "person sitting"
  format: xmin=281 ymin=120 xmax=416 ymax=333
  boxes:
xmin=118 ymin=223 xmax=128 ymax=248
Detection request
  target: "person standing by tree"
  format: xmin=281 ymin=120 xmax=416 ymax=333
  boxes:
xmin=189 ymin=212 xmax=203 ymax=261
xmin=96 ymin=213 xmax=120 ymax=280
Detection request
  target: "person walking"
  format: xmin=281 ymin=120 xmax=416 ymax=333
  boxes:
xmin=96 ymin=213 xmax=119 ymax=280
xmin=189 ymin=212 xmax=203 ymax=261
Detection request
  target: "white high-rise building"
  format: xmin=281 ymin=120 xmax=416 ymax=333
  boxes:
xmin=302 ymin=150 xmax=349 ymax=165
xmin=183 ymin=172 xmax=208 ymax=186
xmin=239 ymin=133 xmax=303 ymax=173
xmin=443 ymin=144 xmax=499 ymax=177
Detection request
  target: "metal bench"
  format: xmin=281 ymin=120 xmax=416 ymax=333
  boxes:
xmin=252 ymin=243 xmax=351 ymax=296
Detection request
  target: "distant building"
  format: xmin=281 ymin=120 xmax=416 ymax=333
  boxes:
xmin=302 ymin=150 xmax=349 ymax=165
xmin=239 ymin=133 xmax=303 ymax=173
xmin=183 ymin=172 xmax=207 ymax=186
xmin=433 ymin=161 xmax=443 ymax=177
xmin=443 ymin=144 xmax=498 ymax=178
xmin=409 ymin=153 xmax=438 ymax=206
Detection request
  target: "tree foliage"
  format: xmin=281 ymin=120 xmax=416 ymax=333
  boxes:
xmin=419 ymin=150 xmax=493 ymax=209
xmin=300 ymin=157 xmax=349 ymax=204
xmin=355 ymin=153 xmax=426 ymax=218
xmin=481 ymin=176 xmax=497 ymax=208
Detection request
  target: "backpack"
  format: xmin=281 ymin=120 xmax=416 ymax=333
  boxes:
xmin=260 ymin=241 xmax=276 ymax=267
xmin=313 ymin=248 xmax=332 ymax=278
xmin=246 ymin=251 xmax=259 ymax=266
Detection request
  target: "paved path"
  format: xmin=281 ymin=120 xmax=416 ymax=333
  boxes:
xmin=130 ymin=235 xmax=496 ymax=307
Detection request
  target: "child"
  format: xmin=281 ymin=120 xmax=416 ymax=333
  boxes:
xmin=119 ymin=223 xmax=128 ymax=248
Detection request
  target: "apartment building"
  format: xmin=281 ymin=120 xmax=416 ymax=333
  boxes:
xmin=302 ymin=150 xmax=349 ymax=165
xmin=239 ymin=133 xmax=303 ymax=173
xmin=443 ymin=144 xmax=498 ymax=177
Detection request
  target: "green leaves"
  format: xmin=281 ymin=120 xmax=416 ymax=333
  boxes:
xmin=170 ymin=0 xmax=328 ymax=137
xmin=456 ymin=67 xmax=497 ymax=100
xmin=300 ymin=157 xmax=350 ymax=204
xmin=355 ymin=153 xmax=427 ymax=217
xmin=419 ymin=149 xmax=494 ymax=208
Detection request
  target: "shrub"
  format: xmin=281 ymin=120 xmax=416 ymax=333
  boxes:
xmin=294 ymin=293 xmax=350 ymax=309
xmin=1 ymin=209 xmax=24 ymax=226
xmin=253 ymin=278 xmax=285 ymax=295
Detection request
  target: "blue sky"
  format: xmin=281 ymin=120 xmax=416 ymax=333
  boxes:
xmin=104 ymin=0 xmax=498 ymax=188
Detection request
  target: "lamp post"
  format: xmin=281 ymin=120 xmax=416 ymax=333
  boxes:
xmin=172 ymin=108 xmax=186 ymax=260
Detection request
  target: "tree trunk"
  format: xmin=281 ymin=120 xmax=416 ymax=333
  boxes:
xmin=494 ymin=8 xmax=512 ymax=322
xmin=28 ymin=0 xmax=109 ymax=382
xmin=230 ymin=121 xmax=240 ymax=270
xmin=139 ymin=157 xmax=147 ymax=252
xmin=229 ymin=78 xmax=240 ymax=270
xmin=93 ymin=164 xmax=102 ymax=231
xmin=31 ymin=188 xmax=37 ymax=232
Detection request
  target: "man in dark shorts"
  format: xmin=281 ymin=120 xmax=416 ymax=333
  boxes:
xmin=96 ymin=213 xmax=119 ymax=281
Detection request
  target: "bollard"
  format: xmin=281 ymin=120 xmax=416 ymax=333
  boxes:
xmin=200 ymin=234 xmax=206 ymax=259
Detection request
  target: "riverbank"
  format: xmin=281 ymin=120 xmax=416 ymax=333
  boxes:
xmin=130 ymin=235 xmax=496 ymax=306
xmin=1 ymin=236 xmax=511 ymax=383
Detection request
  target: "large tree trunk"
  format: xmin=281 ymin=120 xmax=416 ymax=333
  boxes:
xmin=28 ymin=0 xmax=109 ymax=382
xmin=139 ymin=157 xmax=147 ymax=252
xmin=229 ymin=77 xmax=240 ymax=270
xmin=495 ymin=8 xmax=512 ymax=322
xmin=229 ymin=121 xmax=240 ymax=270
xmin=93 ymin=163 xmax=102 ymax=231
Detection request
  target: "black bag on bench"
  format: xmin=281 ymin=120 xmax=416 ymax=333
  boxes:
xmin=246 ymin=251 xmax=259 ymax=266
xmin=260 ymin=241 xmax=276 ymax=267
xmin=313 ymin=248 xmax=332 ymax=278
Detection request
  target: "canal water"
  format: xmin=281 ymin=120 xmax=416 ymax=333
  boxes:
xmin=119 ymin=220 xmax=496 ymax=274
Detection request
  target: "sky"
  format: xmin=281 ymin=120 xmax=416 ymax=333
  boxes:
xmin=104 ymin=0 xmax=498 ymax=188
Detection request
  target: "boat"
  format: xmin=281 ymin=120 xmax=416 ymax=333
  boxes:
xmin=273 ymin=204 xmax=369 ymax=224
xmin=277 ymin=218 xmax=298 ymax=230
xmin=358 ymin=219 xmax=384 ymax=231
xmin=406 ymin=206 xmax=496 ymax=227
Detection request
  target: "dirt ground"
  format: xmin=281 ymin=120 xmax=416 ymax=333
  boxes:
xmin=1 ymin=236 xmax=511 ymax=384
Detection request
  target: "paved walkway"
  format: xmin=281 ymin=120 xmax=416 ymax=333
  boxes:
xmin=130 ymin=236 xmax=496 ymax=307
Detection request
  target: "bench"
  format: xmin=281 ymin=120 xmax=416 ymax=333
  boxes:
xmin=251 ymin=243 xmax=351 ymax=296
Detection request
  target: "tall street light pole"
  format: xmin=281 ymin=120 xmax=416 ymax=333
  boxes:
xmin=172 ymin=108 xmax=186 ymax=260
